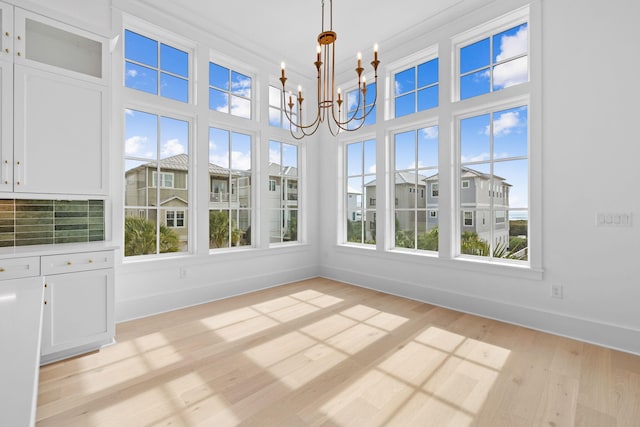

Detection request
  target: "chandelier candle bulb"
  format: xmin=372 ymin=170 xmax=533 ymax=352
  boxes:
xmin=357 ymin=51 xmax=362 ymax=68
xmin=374 ymin=44 xmax=378 ymax=61
xmin=281 ymin=62 xmax=285 ymax=78
xmin=316 ymin=45 xmax=321 ymax=61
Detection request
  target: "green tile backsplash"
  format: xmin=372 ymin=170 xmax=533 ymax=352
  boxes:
xmin=0 ymin=199 xmax=105 ymax=247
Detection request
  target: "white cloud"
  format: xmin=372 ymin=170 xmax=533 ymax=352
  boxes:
xmin=491 ymin=111 xmax=521 ymax=137
xmin=461 ymin=153 xmax=490 ymax=163
xmin=230 ymin=96 xmax=251 ymax=119
xmin=494 ymin=26 xmax=528 ymax=89
xmin=210 ymin=151 xmax=229 ymax=168
xmin=125 ymin=135 xmax=153 ymax=157
xmin=493 ymin=57 xmax=528 ymax=89
xmin=127 ymin=69 xmax=138 ymax=78
xmin=368 ymin=164 xmax=376 ymax=174
xmin=230 ymin=150 xmax=251 ymax=171
xmin=269 ymin=148 xmax=280 ymax=164
xmin=496 ymin=26 xmax=528 ymax=62
xmin=124 ymin=109 xmax=135 ymax=116
xmin=161 ymin=139 xmax=185 ymax=158
xmin=231 ymin=78 xmax=251 ymax=98
xmin=421 ymin=127 xmax=438 ymax=140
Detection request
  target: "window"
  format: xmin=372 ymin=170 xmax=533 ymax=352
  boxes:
xmin=209 ymin=62 xmax=252 ymax=119
xmin=431 ymin=183 xmax=439 ymax=198
xmin=124 ymin=30 xmax=189 ymax=102
xmin=393 ymin=126 xmax=438 ymax=252
xmin=394 ymin=58 xmax=438 ymax=117
xmin=166 ymin=210 xmax=185 ymax=228
xmin=152 ymin=171 xmax=174 ymax=188
xmin=269 ymin=85 xmax=297 ymax=129
xmin=458 ymin=22 xmax=528 ymax=100
xmin=345 ymin=139 xmax=376 ymax=245
xmin=346 ymin=83 xmax=377 ymax=129
xmin=124 ymin=110 xmax=190 ymax=256
xmin=209 ymin=127 xmax=252 ymax=249
xmin=269 ymin=141 xmax=299 ymax=243
xmin=459 ymin=105 xmax=528 ymax=260
xmin=462 ymin=179 xmax=470 ymax=189
xmin=269 ymin=179 xmax=276 ymax=192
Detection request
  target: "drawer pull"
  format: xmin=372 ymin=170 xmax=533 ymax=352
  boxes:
xmin=0 ymin=268 xmax=4 ymax=272
xmin=44 ymin=283 xmax=47 ymax=288
xmin=44 ymin=300 xmax=47 ymax=305
xmin=88 ymin=259 xmax=93 ymax=263
xmin=66 ymin=261 xmax=72 ymax=266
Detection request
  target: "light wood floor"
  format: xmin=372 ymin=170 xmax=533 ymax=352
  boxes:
xmin=36 ymin=278 xmax=640 ymax=426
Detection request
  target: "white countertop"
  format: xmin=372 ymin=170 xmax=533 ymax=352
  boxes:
xmin=0 ymin=241 xmax=118 ymax=260
xmin=0 ymin=276 xmax=45 ymax=427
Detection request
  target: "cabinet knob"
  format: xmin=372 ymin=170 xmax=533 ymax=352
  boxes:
xmin=44 ymin=283 xmax=47 ymax=288
xmin=17 ymin=35 xmax=21 ymax=41
xmin=16 ymin=161 xmax=20 ymax=165
xmin=4 ymin=48 xmax=7 ymax=53
xmin=66 ymin=261 xmax=72 ymax=266
xmin=44 ymin=300 xmax=47 ymax=305
xmin=16 ymin=181 xmax=19 ymax=185
xmin=88 ymin=259 xmax=93 ymax=263
xmin=3 ymin=181 xmax=6 ymax=185
xmin=0 ymin=268 xmax=4 ymax=272
xmin=16 ymin=51 xmax=21 ymax=56
xmin=4 ymin=32 xmax=8 ymax=37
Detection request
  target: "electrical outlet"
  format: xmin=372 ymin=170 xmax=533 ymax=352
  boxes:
xmin=551 ymin=284 xmax=563 ymax=299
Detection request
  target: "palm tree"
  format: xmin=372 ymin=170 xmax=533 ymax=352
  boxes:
xmin=125 ymin=216 xmax=180 ymax=256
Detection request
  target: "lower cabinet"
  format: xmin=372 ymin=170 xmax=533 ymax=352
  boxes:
xmin=40 ymin=250 xmax=115 ymax=364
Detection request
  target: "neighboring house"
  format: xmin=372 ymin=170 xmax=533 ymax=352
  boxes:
xmin=268 ymin=162 xmax=298 ymax=241
xmin=125 ymin=154 xmax=252 ymax=248
xmin=425 ymin=166 xmax=511 ymax=247
xmin=365 ymin=166 xmax=511 ymax=247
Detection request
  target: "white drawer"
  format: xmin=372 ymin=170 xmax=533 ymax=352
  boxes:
xmin=41 ymin=251 xmax=113 ymax=275
xmin=0 ymin=257 xmax=41 ymax=280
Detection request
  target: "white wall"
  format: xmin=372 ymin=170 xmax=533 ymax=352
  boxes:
xmin=319 ymin=0 xmax=640 ymax=355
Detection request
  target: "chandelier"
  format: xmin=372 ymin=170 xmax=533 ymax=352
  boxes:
xmin=279 ymin=0 xmax=380 ymax=139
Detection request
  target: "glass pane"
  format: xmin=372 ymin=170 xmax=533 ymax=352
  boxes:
xmin=365 ymin=82 xmax=377 ymax=106
xmin=270 ymin=209 xmax=282 ymax=243
xmin=494 ymin=159 xmax=528 ymax=209
xmin=160 ymin=73 xmax=188 ymax=103
xmin=209 ymin=88 xmax=229 ymax=113
xmin=365 ymin=210 xmax=376 ymax=244
xmin=395 ymin=131 xmax=415 ymax=171
xmin=269 ymin=86 xmax=281 ymax=107
xmin=395 ymin=211 xmax=414 ymax=249
xmin=160 ymin=208 xmax=186 ymax=253
xmin=508 ymin=213 xmax=528 ymax=261
xmin=237 ymin=174 xmax=251 ymax=208
xmin=269 ymin=141 xmax=281 ymax=165
xmin=418 ymin=126 xmax=438 ymax=168
xmin=125 ymin=109 xmax=157 ymax=160
xmin=395 ymin=172 xmax=417 ymax=210
xmin=232 ymin=209 xmax=251 ymax=247
xmin=460 ymin=69 xmax=490 ymax=100
xmin=395 ymin=92 xmax=415 ymax=118
xmin=394 ymin=68 xmax=414 ymax=96
xmin=230 ymin=95 xmax=251 ymax=119
xmin=419 ymin=210 xmax=438 ymax=251
xmin=160 ymin=43 xmax=188 ymax=77
xmin=284 ymin=210 xmax=298 ymax=242
xmin=493 ymin=56 xmax=528 ymax=90
xmin=418 ymin=58 xmax=438 ymax=87
xmin=125 ymin=62 xmax=157 ymax=95
xmin=460 ymin=37 xmax=489 ymax=73
xmin=282 ymin=144 xmax=298 ymax=171
xmin=347 ymin=89 xmax=360 ymax=116
xmin=363 ymin=105 xmax=376 ymax=127
xmin=124 ymin=208 xmax=157 ymax=256
xmin=347 ymin=177 xmax=363 ymax=208
xmin=285 ymin=179 xmax=298 ymax=208
xmin=231 ymin=71 xmax=251 ymax=97
xmin=364 ymin=139 xmax=376 ymax=175
xmin=460 ymin=114 xmax=490 ymax=163
xmin=417 ymin=86 xmax=438 ymax=111
xmin=461 ymin=210 xmax=490 ymax=257
xmin=124 ymin=160 xmax=148 ymax=207
xmin=209 ymin=210 xmax=230 ymax=248
xmin=493 ymin=23 xmax=528 ymax=62
xmin=124 ymin=30 xmax=157 ymax=67
xmin=209 ymin=62 xmax=229 ymax=90
xmin=160 ymin=117 xmax=188 ymax=159
xmin=347 ymin=142 xmax=363 ymax=176
xmin=269 ymin=107 xmax=281 ymax=127
xmin=346 ymin=209 xmax=363 ymax=243
xmin=231 ymin=132 xmax=251 ymax=171
xmin=209 ymin=127 xmax=230 ymax=168
xmin=493 ymin=106 xmax=528 ymax=159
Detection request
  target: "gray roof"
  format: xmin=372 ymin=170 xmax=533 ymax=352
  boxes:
xmin=268 ymin=162 xmax=298 ymax=177
xmin=128 ymin=154 xmax=249 ymax=176
xmin=365 ymin=171 xmax=428 ymax=187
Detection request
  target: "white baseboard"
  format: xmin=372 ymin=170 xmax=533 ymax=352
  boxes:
xmin=320 ymin=265 xmax=640 ymax=356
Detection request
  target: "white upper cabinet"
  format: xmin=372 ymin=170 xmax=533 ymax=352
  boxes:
xmin=0 ymin=2 xmax=109 ymax=196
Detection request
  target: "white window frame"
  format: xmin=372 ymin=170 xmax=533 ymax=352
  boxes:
xmin=208 ymin=58 xmax=254 ymax=119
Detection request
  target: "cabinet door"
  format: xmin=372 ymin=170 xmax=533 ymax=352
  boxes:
xmin=0 ymin=1 xmax=13 ymax=64
xmin=0 ymin=60 xmax=11 ymax=191
xmin=13 ymin=64 xmax=108 ymax=195
xmin=41 ymin=268 xmax=114 ymax=357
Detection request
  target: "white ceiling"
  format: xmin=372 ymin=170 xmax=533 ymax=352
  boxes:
xmin=138 ymin=0 xmax=489 ymax=74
